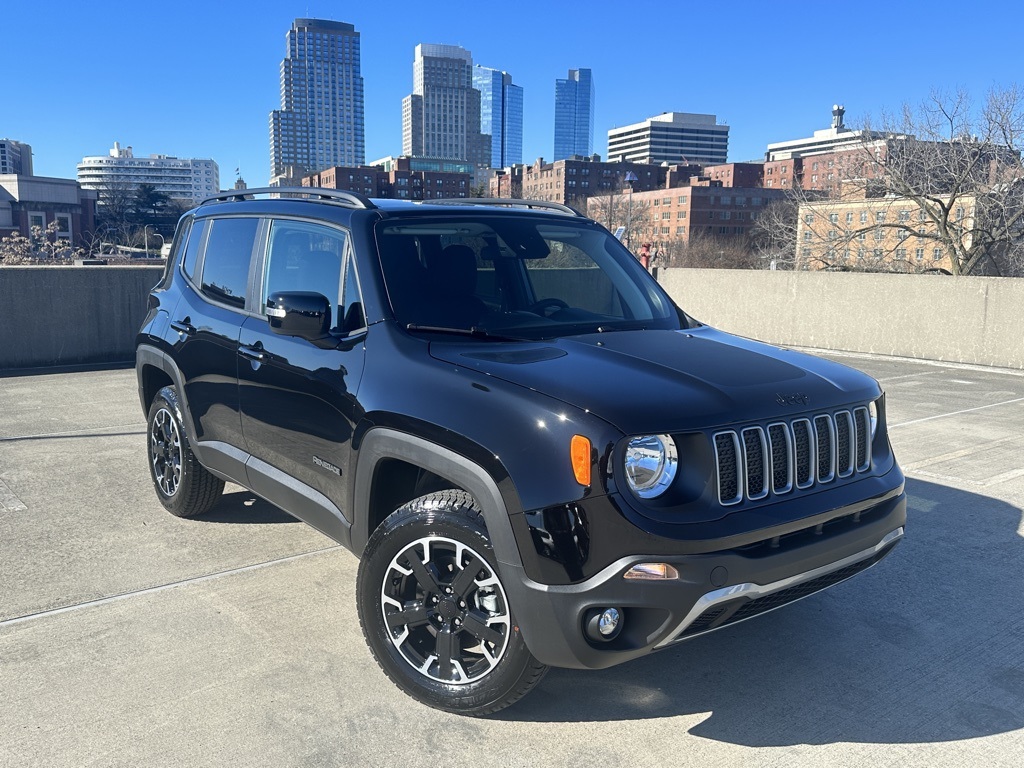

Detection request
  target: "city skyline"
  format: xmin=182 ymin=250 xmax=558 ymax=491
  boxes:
xmin=4 ymin=0 xmax=1016 ymax=187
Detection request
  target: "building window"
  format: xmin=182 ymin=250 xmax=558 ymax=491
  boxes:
xmin=28 ymin=212 xmax=45 ymax=229
xmin=829 ymin=213 xmax=838 ymax=223
xmin=874 ymin=229 xmax=885 ymax=242
xmin=676 ymin=211 xmax=687 ymax=219
xmin=873 ymin=249 xmax=884 ymax=260
xmin=896 ymin=248 xmax=907 ymax=260
xmin=860 ymin=211 xmax=868 ymax=223
xmin=676 ymin=226 xmax=686 ymax=234
xmin=915 ymin=248 xmax=924 ymax=261
xmin=898 ymin=210 xmax=910 ymax=221
xmin=846 ymin=212 xmax=854 ymax=224
xmin=662 ymin=212 xmax=671 ymax=220
xmin=876 ymin=211 xmax=886 ymax=223
xmin=804 ymin=232 xmax=813 ymax=242
xmin=677 ymin=195 xmax=687 ymax=204
xmin=934 ymin=247 xmax=944 ymax=261
xmin=804 ymin=214 xmax=814 ymax=225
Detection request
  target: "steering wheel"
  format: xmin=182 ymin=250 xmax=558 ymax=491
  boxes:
xmin=528 ymin=298 xmax=569 ymax=317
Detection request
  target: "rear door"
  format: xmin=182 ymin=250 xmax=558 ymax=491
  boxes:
xmin=170 ymin=215 xmax=261 ymax=451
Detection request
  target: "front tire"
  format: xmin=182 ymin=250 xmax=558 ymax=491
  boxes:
xmin=356 ymin=490 xmax=547 ymax=715
xmin=146 ymin=385 xmax=224 ymax=518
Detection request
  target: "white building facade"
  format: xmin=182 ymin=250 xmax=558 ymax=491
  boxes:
xmin=77 ymin=142 xmax=219 ymax=204
xmin=607 ymin=112 xmax=729 ymax=166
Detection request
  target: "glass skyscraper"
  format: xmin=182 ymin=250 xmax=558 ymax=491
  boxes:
xmin=473 ymin=66 xmax=523 ymax=168
xmin=269 ymin=18 xmax=365 ymax=183
xmin=553 ymin=68 xmax=595 ymax=161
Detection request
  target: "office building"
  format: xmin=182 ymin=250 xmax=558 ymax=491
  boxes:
xmin=554 ymin=68 xmax=594 ymax=160
xmin=473 ymin=66 xmax=523 ymax=168
xmin=269 ymin=18 xmax=365 ymax=184
xmin=402 ymin=44 xmax=490 ymax=175
xmin=607 ymin=112 xmax=729 ymax=166
xmin=77 ymin=142 xmax=219 ymax=204
xmin=0 ymin=139 xmax=32 ymax=175
xmin=0 ymin=174 xmax=97 ymax=247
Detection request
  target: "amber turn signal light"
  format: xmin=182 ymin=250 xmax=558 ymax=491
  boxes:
xmin=571 ymin=435 xmax=591 ymax=486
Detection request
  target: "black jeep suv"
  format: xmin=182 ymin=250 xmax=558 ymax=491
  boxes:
xmin=136 ymin=188 xmax=905 ymax=715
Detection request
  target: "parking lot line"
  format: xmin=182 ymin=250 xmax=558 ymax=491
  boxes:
xmin=889 ymin=395 xmax=1024 ymax=429
xmin=0 ymin=546 xmax=340 ymax=630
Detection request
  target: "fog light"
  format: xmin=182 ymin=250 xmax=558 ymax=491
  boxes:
xmin=585 ymin=607 xmax=623 ymax=642
xmin=624 ymin=562 xmax=680 ymax=581
xmin=598 ymin=608 xmax=621 ymax=636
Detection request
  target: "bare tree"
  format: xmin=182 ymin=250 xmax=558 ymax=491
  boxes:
xmin=751 ymin=197 xmax=800 ymax=269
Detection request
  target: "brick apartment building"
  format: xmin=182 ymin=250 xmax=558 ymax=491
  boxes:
xmin=303 ymin=156 xmax=471 ymax=200
xmin=587 ymin=181 xmax=787 ymax=247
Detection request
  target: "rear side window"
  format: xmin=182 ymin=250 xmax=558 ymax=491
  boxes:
xmin=180 ymin=218 xmax=206 ymax=280
xmin=200 ymin=218 xmax=258 ymax=309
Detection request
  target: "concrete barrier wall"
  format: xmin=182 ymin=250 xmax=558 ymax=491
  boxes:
xmin=0 ymin=266 xmax=164 ymax=370
xmin=1 ymin=265 xmax=1021 ymax=371
xmin=659 ymin=268 xmax=1024 ymax=370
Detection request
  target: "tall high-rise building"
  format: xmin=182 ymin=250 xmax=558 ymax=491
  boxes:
xmin=269 ymin=18 xmax=365 ymax=184
xmin=402 ymin=44 xmax=489 ymax=170
xmin=473 ymin=66 xmax=523 ymax=168
xmin=0 ymin=139 xmax=32 ymax=175
xmin=553 ymin=68 xmax=595 ymax=160
xmin=607 ymin=112 xmax=730 ymax=166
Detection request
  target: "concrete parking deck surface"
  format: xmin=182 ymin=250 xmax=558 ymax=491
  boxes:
xmin=1 ymin=352 xmax=1022 ymax=767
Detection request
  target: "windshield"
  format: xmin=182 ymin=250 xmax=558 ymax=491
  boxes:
xmin=375 ymin=215 xmax=683 ymax=340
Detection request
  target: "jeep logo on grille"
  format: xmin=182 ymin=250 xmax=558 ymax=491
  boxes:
xmin=776 ymin=392 xmax=810 ymax=406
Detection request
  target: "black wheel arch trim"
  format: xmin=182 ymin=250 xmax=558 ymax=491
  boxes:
xmin=136 ymin=344 xmax=201 ymax=452
xmin=352 ymin=428 xmax=525 ymax=570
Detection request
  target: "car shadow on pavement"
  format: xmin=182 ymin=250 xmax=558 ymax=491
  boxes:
xmin=499 ymin=477 xmax=1024 ymax=747
xmin=194 ymin=490 xmax=300 ymax=525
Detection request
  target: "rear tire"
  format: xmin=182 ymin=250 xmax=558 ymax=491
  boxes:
xmin=146 ymin=385 xmax=224 ymax=518
xmin=356 ymin=490 xmax=547 ymax=715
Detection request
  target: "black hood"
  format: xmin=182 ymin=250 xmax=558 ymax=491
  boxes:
xmin=429 ymin=326 xmax=880 ymax=435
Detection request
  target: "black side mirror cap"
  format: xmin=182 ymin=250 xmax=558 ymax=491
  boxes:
xmin=266 ymin=291 xmax=331 ymax=340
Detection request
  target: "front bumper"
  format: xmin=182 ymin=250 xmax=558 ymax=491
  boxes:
xmin=502 ymin=487 xmax=906 ymax=669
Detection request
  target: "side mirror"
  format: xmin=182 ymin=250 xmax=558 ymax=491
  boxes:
xmin=266 ymin=291 xmax=331 ymax=340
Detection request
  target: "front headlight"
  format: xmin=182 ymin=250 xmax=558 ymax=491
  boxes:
xmin=868 ymin=399 xmax=879 ymax=439
xmin=624 ymin=434 xmax=678 ymax=498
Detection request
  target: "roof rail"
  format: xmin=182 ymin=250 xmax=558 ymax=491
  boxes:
xmin=428 ymin=197 xmax=584 ymax=217
xmin=200 ymin=186 xmax=376 ymax=209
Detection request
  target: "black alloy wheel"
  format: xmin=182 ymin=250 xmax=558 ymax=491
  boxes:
xmin=357 ymin=490 xmax=547 ymax=715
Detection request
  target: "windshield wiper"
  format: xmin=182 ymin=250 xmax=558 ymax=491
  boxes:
xmin=405 ymin=324 xmax=527 ymax=342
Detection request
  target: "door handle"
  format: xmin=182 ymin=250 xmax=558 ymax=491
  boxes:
xmin=170 ymin=318 xmax=196 ymax=336
xmin=238 ymin=344 xmax=265 ymax=362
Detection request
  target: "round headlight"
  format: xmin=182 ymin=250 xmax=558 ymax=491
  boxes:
xmin=624 ymin=434 xmax=678 ymax=498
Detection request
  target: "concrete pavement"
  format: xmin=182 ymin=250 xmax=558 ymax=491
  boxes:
xmin=1 ymin=354 xmax=1022 ymax=767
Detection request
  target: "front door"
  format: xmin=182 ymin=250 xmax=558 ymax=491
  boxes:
xmin=237 ymin=219 xmax=366 ymax=527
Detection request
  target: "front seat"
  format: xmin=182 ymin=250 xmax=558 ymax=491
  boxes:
xmin=423 ymin=244 xmax=486 ymax=328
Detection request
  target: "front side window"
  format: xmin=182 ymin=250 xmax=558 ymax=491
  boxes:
xmin=375 ymin=216 xmax=680 ymax=339
xmin=263 ymin=220 xmax=347 ymax=329
xmin=199 ymin=218 xmax=258 ymax=309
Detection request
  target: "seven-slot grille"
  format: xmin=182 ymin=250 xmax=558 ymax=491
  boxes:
xmin=714 ymin=407 xmax=872 ymax=505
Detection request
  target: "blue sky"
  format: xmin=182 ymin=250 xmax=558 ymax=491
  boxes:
xmin=5 ymin=0 xmax=1019 ymax=185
